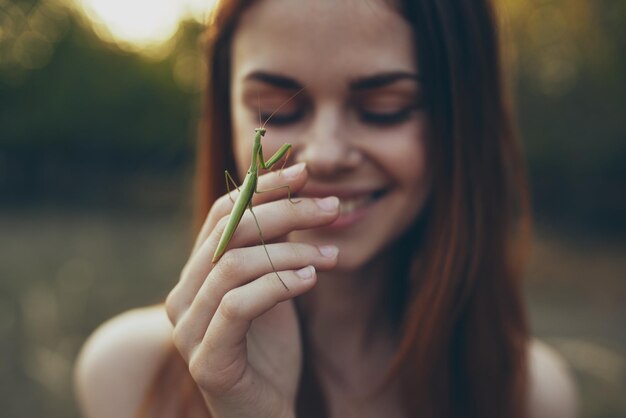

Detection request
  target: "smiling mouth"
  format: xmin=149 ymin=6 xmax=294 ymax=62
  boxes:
xmin=338 ymin=190 xmax=387 ymax=215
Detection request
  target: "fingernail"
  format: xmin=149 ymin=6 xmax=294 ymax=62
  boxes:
xmin=318 ymin=245 xmax=339 ymax=258
xmin=282 ymin=162 xmax=306 ymax=179
xmin=296 ymin=265 xmax=315 ymax=280
xmin=315 ymin=196 xmax=339 ymax=211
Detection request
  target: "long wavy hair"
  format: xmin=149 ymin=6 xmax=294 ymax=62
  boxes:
xmin=138 ymin=0 xmax=532 ymax=417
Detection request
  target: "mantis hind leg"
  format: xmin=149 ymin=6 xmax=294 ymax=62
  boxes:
xmin=255 ymin=183 xmax=301 ymax=205
xmin=247 ymin=204 xmax=289 ymax=290
xmin=224 ymin=170 xmax=240 ymax=203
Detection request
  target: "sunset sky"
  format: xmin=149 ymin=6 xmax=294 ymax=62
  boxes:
xmin=72 ymin=0 xmax=215 ymax=54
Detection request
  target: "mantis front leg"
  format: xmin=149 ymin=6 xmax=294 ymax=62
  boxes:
xmin=259 ymin=143 xmax=292 ymax=171
xmin=257 ymin=145 xmax=300 ymax=204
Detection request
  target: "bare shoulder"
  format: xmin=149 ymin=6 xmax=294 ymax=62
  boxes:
xmin=74 ymin=305 xmax=174 ymax=418
xmin=527 ymin=338 xmax=578 ymax=418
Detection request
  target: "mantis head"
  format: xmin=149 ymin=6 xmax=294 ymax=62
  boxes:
xmin=254 ymin=128 xmax=266 ymax=136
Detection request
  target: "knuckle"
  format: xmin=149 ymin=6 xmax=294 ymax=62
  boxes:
xmin=212 ymin=216 xmax=229 ymax=241
xmin=206 ymin=217 xmax=229 ymax=254
xmin=200 ymin=199 xmax=230 ymax=239
xmin=263 ymin=271 xmax=292 ymax=295
xmin=171 ymin=323 xmax=189 ymax=353
xmin=188 ymin=353 xmax=214 ymax=389
xmin=189 ymin=352 xmax=242 ymax=395
xmin=179 ymin=262 xmax=191 ymax=282
xmin=191 ymin=285 xmax=221 ymax=319
xmin=164 ymin=288 xmax=181 ymax=324
xmin=211 ymin=194 xmax=235 ymax=218
xmin=280 ymin=198 xmax=299 ymax=215
xmin=273 ymin=199 xmax=299 ymax=227
xmin=219 ymin=290 xmax=245 ymax=321
xmin=214 ymin=249 xmax=243 ymax=277
xmin=284 ymin=242 xmax=305 ymax=261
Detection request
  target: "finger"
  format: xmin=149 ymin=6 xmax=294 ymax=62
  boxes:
xmin=209 ymin=196 xmax=339 ymax=254
xmin=171 ymin=243 xmax=338 ymax=358
xmin=167 ymin=164 xmax=310 ymax=326
xmin=191 ymin=162 xmax=308 ymax=255
xmin=173 ymin=195 xmax=338 ymax=313
xmin=189 ymin=266 xmax=317 ymax=390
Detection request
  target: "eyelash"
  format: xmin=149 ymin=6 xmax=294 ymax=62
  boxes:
xmin=359 ymin=107 xmax=414 ymax=125
xmin=258 ymin=106 xmax=417 ymax=127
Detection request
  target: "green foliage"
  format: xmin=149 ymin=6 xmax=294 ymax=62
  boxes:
xmin=0 ymin=1 xmax=202 ymax=160
xmin=0 ymin=0 xmax=623 ymax=233
xmin=507 ymin=0 xmax=626 ymax=233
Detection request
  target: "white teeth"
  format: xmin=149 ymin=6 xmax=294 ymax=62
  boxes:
xmin=340 ymin=200 xmax=355 ymax=214
xmin=339 ymin=195 xmax=371 ymax=215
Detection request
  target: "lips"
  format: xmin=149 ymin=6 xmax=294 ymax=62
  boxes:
xmin=296 ymin=187 xmax=388 ymax=228
xmin=338 ymin=190 xmax=386 ymax=215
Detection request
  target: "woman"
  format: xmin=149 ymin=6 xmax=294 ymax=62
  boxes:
xmin=74 ymin=0 xmax=578 ymax=417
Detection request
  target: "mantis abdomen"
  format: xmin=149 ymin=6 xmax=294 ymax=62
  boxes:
xmin=211 ymin=172 xmax=257 ymax=263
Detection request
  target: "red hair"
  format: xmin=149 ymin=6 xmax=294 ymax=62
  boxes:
xmin=140 ymin=0 xmax=532 ymax=417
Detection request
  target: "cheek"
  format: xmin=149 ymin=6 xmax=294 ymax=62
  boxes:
xmin=372 ymin=123 xmax=430 ymax=190
xmin=403 ymin=119 xmax=430 ymax=189
xmin=394 ymin=142 xmax=427 ymax=186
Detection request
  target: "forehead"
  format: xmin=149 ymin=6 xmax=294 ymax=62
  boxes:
xmin=231 ymin=0 xmax=416 ymax=91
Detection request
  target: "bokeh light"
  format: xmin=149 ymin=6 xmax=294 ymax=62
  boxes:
xmin=0 ymin=0 xmax=70 ymax=82
xmin=73 ymin=0 xmax=215 ymax=56
xmin=1 ymin=1 xmax=624 ymax=417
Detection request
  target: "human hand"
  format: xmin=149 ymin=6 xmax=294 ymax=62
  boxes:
xmin=165 ymin=163 xmax=339 ymax=418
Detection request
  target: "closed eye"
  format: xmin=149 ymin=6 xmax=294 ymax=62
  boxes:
xmin=359 ymin=107 xmax=415 ymax=126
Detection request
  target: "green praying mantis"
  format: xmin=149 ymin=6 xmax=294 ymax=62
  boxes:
xmin=211 ymin=90 xmax=304 ymax=291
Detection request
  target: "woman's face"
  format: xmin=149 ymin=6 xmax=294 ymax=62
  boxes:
xmin=230 ymin=0 xmax=431 ymax=271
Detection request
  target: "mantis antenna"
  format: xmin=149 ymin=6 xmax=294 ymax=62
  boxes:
xmin=261 ymin=87 xmax=306 ymax=128
xmin=212 ymin=87 xmax=306 ymax=290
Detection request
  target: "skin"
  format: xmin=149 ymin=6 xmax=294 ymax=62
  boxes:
xmin=230 ymin=0 xmax=431 ymax=272
xmin=226 ymin=1 xmax=430 ymax=415
xmin=211 ymin=127 xmax=293 ymax=290
xmin=73 ymin=1 xmax=578 ymax=417
xmin=168 ymin=0 xmax=428 ymax=416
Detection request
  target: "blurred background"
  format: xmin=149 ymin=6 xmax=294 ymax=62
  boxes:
xmin=0 ymin=0 xmax=624 ymax=416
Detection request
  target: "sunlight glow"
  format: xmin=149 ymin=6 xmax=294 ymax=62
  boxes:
xmin=75 ymin=0 xmax=216 ymax=55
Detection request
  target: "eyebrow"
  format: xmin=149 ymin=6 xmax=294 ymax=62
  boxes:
xmin=349 ymin=71 xmax=421 ymax=90
xmin=244 ymin=70 xmax=421 ymax=91
xmin=244 ymin=71 xmax=302 ymax=90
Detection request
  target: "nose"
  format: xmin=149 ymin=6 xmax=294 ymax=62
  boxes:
xmin=294 ymin=107 xmax=362 ymax=177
